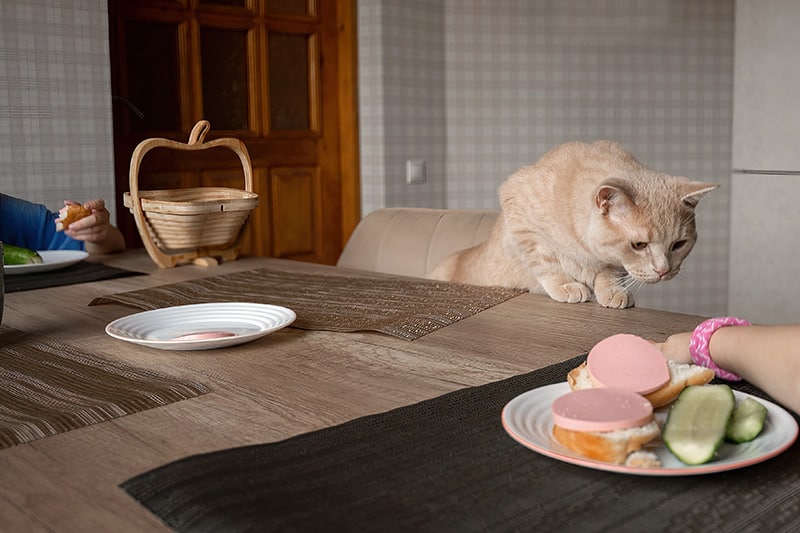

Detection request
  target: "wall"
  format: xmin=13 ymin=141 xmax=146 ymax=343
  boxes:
xmin=358 ymin=0 xmax=448 ymax=210
xmin=728 ymin=0 xmax=800 ymax=324
xmin=358 ymin=0 xmax=735 ymax=317
xmin=0 ymin=0 xmax=116 ymax=220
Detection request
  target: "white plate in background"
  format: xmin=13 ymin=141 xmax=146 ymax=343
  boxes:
xmin=105 ymin=302 xmax=296 ymax=351
xmin=502 ymin=382 xmax=798 ymax=476
xmin=4 ymin=250 xmax=89 ymax=275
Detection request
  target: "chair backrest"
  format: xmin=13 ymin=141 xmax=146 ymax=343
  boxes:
xmin=336 ymin=207 xmax=499 ymax=278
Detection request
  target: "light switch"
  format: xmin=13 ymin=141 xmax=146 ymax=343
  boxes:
xmin=405 ymin=159 xmax=426 ymax=184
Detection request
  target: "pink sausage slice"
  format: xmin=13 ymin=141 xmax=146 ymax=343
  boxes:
xmin=172 ymin=331 xmax=237 ymax=341
xmin=552 ymin=388 xmax=654 ymax=432
xmin=586 ymin=333 xmax=670 ymax=395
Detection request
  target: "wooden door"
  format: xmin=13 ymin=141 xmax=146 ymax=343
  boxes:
xmin=107 ymin=0 xmax=360 ymax=265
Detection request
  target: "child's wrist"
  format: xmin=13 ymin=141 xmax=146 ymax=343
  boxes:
xmin=689 ymin=317 xmax=751 ymax=381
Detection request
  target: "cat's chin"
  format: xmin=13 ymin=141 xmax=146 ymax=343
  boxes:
xmin=631 ymin=276 xmax=661 ymax=284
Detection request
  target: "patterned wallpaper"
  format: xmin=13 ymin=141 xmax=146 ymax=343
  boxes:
xmin=0 ymin=0 xmax=116 ymax=220
xmin=358 ymin=0 xmax=735 ymax=317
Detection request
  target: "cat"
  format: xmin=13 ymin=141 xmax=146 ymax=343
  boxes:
xmin=427 ymin=140 xmax=718 ymax=308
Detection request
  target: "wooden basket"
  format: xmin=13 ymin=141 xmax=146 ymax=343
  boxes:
xmin=124 ymin=120 xmax=258 ymax=268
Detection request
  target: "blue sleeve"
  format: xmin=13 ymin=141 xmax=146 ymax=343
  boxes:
xmin=0 ymin=194 xmax=84 ymax=251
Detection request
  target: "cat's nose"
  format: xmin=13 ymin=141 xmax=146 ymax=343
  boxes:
xmin=655 ymin=267 xmax=671 ymax=279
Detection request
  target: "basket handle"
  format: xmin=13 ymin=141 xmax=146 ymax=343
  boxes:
xmin=188 ymin=120 xmax=211 ymax=145
xmin=129 ymin=120 xmax=254 ymax=197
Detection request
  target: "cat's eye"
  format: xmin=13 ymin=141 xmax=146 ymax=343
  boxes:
xmin=671 ymin=240 xmax=687 ymax=251
xmin=631 ymin=241 xmax=648 ymax=251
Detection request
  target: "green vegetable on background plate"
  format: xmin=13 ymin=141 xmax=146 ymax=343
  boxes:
xmin=2 ymin=244 xmax=44 ymax=265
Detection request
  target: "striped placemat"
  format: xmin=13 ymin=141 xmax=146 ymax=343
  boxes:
xmin=120 ymin=356 xmax=800 ymax=532
xmin=0 ymin=328 xmax=209 ymax=449
xmin=89 ymin=267 xmax=525 ymax=340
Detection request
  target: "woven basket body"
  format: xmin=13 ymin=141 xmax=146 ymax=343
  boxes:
xmin=126 ymin=121 xmax=258 ymax=268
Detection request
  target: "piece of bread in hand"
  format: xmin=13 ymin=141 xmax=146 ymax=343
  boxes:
xmin=567 ymin=359 xmax=714 ymax=409
xmin=551 ymin=387 xmax=662 ymax=465
xmin=55 ymin=203 xmax=92 ymax=231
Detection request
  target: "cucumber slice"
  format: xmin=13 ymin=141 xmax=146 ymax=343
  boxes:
xmin=2 ymin=244 xmax=43 ymax=265
xmin=662 ymin=385 xmax=735 ymax=465
xmin=726 ymin=397 xmax=767 ymax=443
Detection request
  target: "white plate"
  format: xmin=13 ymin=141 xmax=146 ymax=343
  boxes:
xmin=4 ymin=250 xmax=89 ymax=275
xmin=502 ymin=382 xmax=798 ymax=476
xmin=105 ymin=302 xmax=296 ymax=351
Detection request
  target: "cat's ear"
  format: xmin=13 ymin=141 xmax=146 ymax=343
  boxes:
xmin=595 ymin=179 xmax=635 ymax=216
xmin=680 ymin=181 xmax=719 ymax=208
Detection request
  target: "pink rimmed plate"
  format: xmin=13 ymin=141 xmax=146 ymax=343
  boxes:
xmin=501 ymin=382 xmax=798 ymax=476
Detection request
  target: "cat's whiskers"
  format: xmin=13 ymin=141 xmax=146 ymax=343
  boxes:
xmin=614 ymin=272 xmax=642 ymax=294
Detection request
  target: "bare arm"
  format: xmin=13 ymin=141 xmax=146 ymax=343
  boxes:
xmin=62 ymin=199 xmax=126 ymax=254
xmin=657 ymin=325 xmax=800 ymax=414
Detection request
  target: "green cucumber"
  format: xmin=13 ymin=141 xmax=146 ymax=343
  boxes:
xmin=726 ymin=397 xmax=767 ymax=443
xmin=662 ymin=385 xmax=735 ymax=465
xmin=2 ymin=244 xmax=43 ymax=265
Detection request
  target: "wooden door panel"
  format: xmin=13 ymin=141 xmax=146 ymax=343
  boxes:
xmin=270 ymin=166 xmax=320 ymax=261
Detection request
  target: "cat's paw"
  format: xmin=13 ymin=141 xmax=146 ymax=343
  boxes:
xmin=546 ymin=282 xmax=593 ymax=303
xmin=595 ymin=287 xmax=635 ymax=309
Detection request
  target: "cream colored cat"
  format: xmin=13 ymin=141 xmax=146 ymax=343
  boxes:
xmin=427 ymin=141 xmax=717 ymax=308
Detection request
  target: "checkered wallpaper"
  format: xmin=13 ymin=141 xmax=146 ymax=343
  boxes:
xmin=0 ymin=0 xmax=116 ymax=221
xmin=358 ymin=0 xmax=735 ymax=317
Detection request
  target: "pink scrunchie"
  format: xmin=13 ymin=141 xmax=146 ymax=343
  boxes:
xmin=689 ymin=316 xmax=751 ymax=381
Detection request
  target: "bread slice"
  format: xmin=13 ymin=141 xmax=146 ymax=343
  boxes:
xmin=624 ymin=450 xmax=662 ymax=468
xmin=55 ymin=204 xmax=92 ymax=231
xmin=552 ymin=420 xmax=661 ymax=464
xmin=567 ymin=360 xmax=714 ymax=408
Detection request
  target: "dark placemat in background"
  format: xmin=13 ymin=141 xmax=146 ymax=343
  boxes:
xmin=90 ymin=267 xmax=525 ymax=340
xmin=4 ymin=261 xmax=146 ymax=293
xmin=121 ymin=355 xmax=800 ymax=533
xmin=0 ymin=328 xmax=209 ymax=448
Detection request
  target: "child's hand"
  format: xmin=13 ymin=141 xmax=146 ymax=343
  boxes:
xmin=63 ymin=199 xmax=114 ymax=244
xmin=653 ymin=331 xmax=693 ymax=364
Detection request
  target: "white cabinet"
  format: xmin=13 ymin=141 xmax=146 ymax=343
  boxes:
xmin=732 ymin=0 xmax=800 ymax=172
xmin=729 ymin=174 xmax=800 ymax=323
xmin=729 ymin=0 xmax=800 ymax=324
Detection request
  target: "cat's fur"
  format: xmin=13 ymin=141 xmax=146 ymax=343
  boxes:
xmin=427 ymin=141 xmax=717 ymax=308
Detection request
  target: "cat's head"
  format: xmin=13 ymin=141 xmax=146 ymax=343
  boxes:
xmin=591 ymin=175 xmax=718 ymax=284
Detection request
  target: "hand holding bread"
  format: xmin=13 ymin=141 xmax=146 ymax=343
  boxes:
xmin=54 ymin=199 xmax=126 ymax=254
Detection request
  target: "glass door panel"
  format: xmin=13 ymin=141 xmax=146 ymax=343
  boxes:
xmin=200 ymin=27 xmax=250 ymax=131
xmin=124 ymin=20 xmax=180 ymax=133
xmin=268 ymin=31 xmax=312 ymax=131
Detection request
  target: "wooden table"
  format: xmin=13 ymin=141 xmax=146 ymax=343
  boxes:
xmin=0 ymin=250 xmax=704 ymax=532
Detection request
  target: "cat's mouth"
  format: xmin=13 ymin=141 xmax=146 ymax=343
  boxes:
xmin=632 ymin=270 xmax=677 ymax=284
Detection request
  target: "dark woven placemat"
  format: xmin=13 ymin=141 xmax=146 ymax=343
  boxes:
xmin=4 ymin=261 xmax=146 ymax=293
xmin=0 ymin=328 xmax=209 ymax=448
xmin=121 ymin=355 xmax=800 ymax=533
xmin=90 ymin=267 xmax=525 ymax=340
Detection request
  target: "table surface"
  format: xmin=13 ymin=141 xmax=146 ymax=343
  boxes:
xmin=1 ymin=250 xmax=705 ymax=532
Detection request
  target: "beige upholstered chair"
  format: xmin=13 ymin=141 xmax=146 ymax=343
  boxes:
xmin=336 ymin=207 xmax=499 ymax=278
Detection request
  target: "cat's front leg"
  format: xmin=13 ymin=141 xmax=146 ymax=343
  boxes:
xmin=593 ymin=269 xmax=634 ymax=308
xmin=536 ymin=273 xmax=593 ymax=303
xmin=506 ymin=229 xmax=591 ymax=303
